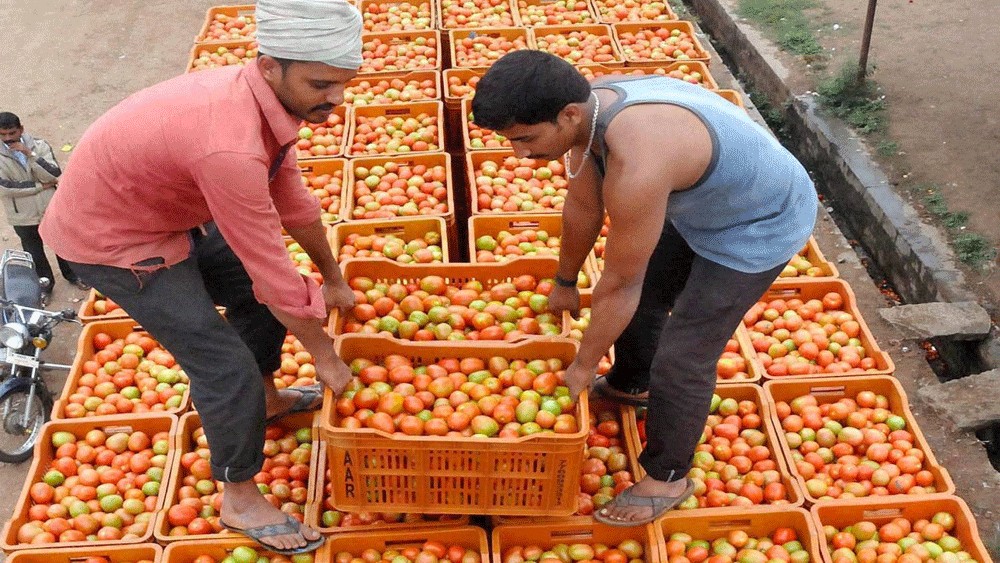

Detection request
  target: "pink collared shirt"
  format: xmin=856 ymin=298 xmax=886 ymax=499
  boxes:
xmin=40 ymin=61 xmax=325 ymax=319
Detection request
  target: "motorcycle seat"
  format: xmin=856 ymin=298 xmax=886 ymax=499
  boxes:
xmin=2 ymin=262 xmax=42 ymax=308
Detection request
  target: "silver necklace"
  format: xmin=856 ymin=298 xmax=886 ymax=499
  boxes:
xmin=565 ymin=92 xmax=600 ymax=179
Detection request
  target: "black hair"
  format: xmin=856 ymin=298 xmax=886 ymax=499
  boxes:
xmin=260 ymin=53 xmax=297 ymax=72
xmin=0 ymin=112 xmax=22 ymax=130
xmin=472 ymin=50 xmax=591 ymax=130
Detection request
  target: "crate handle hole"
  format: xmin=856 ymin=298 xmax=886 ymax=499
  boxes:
xmin=509 ymin=221 xmax=541 ymax=229
xmin=707 ymin=519 xmax=754 ymax=531
xmin=809 ymin=386 xmax=847 ymax=396
xmin=375 ymin=227 xmax=407 ymax=235
xmin=550 ymin=530 xmax=596 ymax=541
xmin=103 ymin=425 xmax=136 ymax=434
xmin=863 ymin=508 xmax=904 ymax=519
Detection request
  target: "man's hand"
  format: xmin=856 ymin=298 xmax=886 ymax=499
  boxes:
xmin=314 ymin=356 xmax=354 ymax=397
xmin=6 ymin=142 xmax=31 ymax=157
xmin=322 ymin=281 xmax=356 ymax=314
xmin=548 ymin=284 xmax=581 ymax=317
xmin=563 ymin=360 xmax=597 ymax=398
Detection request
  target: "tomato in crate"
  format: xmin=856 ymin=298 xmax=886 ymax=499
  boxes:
xmin=153 ymin=412 xmax=317 ymax=543
xmin=1 ymin=415 xmax=176 ymax=551
xmin=296 ymin=106 xmax=348 ymax=159
xmin=187 ymin=41 xmax=258 ymax=72
xmin=440 ymin=0 xmax=517 ymax=28
xmin=533 ymin=25 xmax=623 ymax=65
xmin=468 ymin=151 xmax=569 ymax=214
xmin=765 ymin=376 xmax=953 ymax=503
xmin=634 ymin=385 xmax=802 ymax=511
xmin=360 ymin=0 xmax=435 ymax=32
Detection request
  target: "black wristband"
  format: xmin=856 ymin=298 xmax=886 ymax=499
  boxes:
xmin=554 ymin=274 xmax=577 ymax=288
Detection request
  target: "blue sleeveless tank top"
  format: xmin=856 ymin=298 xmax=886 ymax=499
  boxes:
xmin=591 ymin=76 xmax=817 ymax=274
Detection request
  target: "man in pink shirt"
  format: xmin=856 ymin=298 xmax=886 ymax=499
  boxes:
xmin=40 ymin=0 xmax=363 ymax=554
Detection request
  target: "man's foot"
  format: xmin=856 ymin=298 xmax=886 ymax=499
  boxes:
xmin=592 ymin=378 xmax=649 ymax=406
xmin=594 ymin=476 xmax=695 ymax=526
xmin=264 ymin=384 xmax=323 ymax=423
xmin=221 ymin=481 xmax=323 ymax=553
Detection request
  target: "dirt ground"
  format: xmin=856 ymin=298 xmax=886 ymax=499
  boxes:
xmin=754 ymin=0 xmax=1000 ymax=307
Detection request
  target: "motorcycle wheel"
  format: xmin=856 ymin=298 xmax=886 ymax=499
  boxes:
xmin=0 ymin=383 xmax=51 ymax=463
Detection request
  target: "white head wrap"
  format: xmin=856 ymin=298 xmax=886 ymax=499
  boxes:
xmin=256 ymin=0 xmax=363 ymax=70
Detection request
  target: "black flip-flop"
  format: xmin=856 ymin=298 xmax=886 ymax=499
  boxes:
xmin=265 ymin=384 xmax=324 ymax=425
xmin=593 ymin=478 xmax=696 ymax=527
xmin=591 ymin=377 xmax=649 ymax=406
xmin=221 ymin=513 xmax=326 ymax=555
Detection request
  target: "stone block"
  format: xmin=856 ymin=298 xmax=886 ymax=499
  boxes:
xmin=878 ymin=301 xmax=992 ymax=340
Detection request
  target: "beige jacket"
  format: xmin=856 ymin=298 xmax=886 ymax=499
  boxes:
xmin=0 ymin=134 xmax=61 ymax=226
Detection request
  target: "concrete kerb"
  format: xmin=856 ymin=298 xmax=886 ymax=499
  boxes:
xmin=683 ymin=0 xmax=1000 ymax=373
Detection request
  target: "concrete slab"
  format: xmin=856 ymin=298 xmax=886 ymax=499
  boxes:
xmin=879 ymin=302 xmax=993 ymax=341
xmin=918 ymin=369 xmax=1000 ymax=431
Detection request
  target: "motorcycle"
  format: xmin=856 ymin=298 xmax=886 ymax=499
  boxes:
xmin=0 ymin=249 xmax=79 ymax=463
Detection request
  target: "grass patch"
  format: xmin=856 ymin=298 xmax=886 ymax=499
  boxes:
xmin=738 ymin=0 xmax=823 ymax=56
xmin=875 ymin=139 xmax=898 ymax=157
xmin=919 ymin=184 xmax=997 ymax=270
xmin=817 ymin=62 xmax=887 ymax=134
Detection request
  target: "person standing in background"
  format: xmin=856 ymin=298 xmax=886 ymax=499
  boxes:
xmin=0 ymin=112 xmax=89 ymax=301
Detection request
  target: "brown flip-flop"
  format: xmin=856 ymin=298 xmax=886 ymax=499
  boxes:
xmin=593 ymin=479 xmax=696 ymax=527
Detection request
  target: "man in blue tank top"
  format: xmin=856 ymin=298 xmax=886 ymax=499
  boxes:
xmin=473 ymin=51 xmax=817 ymax=526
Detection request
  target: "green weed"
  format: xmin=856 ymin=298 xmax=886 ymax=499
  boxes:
xmin=817 ymin=62 xmax=887 ymax=134
xmin=738 ymin=0 xmax=823 ymax=56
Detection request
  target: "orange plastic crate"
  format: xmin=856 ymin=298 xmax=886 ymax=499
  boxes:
xmin=746 ymin=278 xmax=895 ymax=379
xmin=1 ymin=414 xmax=178 ymax=552
xmin=346 ymin=101 xmax=445 ymax=156
xmin=811 ymin=496 xmax=993 ymax=563
xmin=492 ymin=399 xmax=642 ymax=526
xmin=593 ymin=0 xmax=678 ymax=23
xmin=533 ymin=24 xmax=625 ymax=65
xmin=153 ymin=410 xmax=320 ymax=543
xmin=186 ymin=40 xmax=258 ymax=73
xmin=5 ymin=543 xmax=162 ymax=563
xmin=631 ymin=383 xmax=805 ymax=512
xmin=329 ymin=216 xmax=451 ymax=263
xmin=344 ymin=70 xmax=441 ymax=106
xmin=656 ymin=507 xmax=825 ymax=563
xmin=715 ymin=89 xmax=747 ymax=111
xmin=329 ymin=256 xmax=570 ymax=339
xmin=762 ymin=375 xmax=955 ymax=503
xmin=493 ymin=521 xmax=658 ymax=563
xmin=342 ymin=152 xmax=455 ymax=224
xmin=194 ymin=5 xmax=256 ymax=43
xmin=296 ymin=105 xmax=350 ymax=161
xmin=319 ymin=334 xmax=589 ymax=515
xmin=162 ymin=536 xmax=319 ymax=562
xmin=305 ymin=442 xmax=470 ymax=533
xmin=439 ymin=0 xmax=521 ymax=28
xmin=297 ymin=157 xmax=347 ymax=226
xmin=443 ymin=68 xmax=485 ymax=106
xmin=359 ymin=0 xmax=437 ymax=31
xmin=466 ymin=214 xmax=599 ymax=289
xmin=360 ymin=30 xmax=442 ymax=74
xmin=466 ymin=149 xmax=569 ymax=215
xmin=321 ymin=526 xmax=490 ymax=561
xmin=613 ymin=21 xmax=710 ymax=65
xmin=776 ymin=236 xmax=840 ymax=280
xmin=516 ymin=0 xmax=600 ymax=26
xmin=449 ymin=27 xmax=534 ymax=68
xmin=576 ymin=60 xmax=717 ymax=88
xmin=78 ymin=288 xmax=130 ymax=323
xmin=461 ymin=98 xmax=513 ymax=151
xmin=52 ymin=318 xmax=192 ymax=421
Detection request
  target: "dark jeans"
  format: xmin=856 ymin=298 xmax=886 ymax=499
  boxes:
xmin=605 ymin=222 xmax=784 ymax=482
xmin=13 ymin=224 xmax=78 ymax=289
xmin=67 ymin=223 xmax=287 ymax=483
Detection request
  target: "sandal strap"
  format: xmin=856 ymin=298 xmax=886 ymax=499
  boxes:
xmin=225 ymin=514 xmax=300 ymax=538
